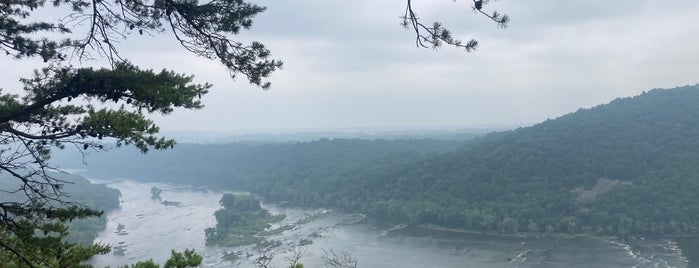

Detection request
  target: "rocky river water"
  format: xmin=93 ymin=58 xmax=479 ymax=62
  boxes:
xmin=88 ymin=179 xmax=694 ymax=268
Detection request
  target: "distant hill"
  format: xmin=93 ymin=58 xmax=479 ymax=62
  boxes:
xmin=159 ymin=129 xmax=491 ymax=143
xmin=334 ymin=84 xmax=699 ymax=236
xmin=56 ymin=84 xmax=699 ymax=237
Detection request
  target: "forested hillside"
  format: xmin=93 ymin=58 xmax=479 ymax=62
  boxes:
xmin=348 ymin=85 xmax=699 ymax=236
xmin=58 ymin=85 xmax=699 ymax=237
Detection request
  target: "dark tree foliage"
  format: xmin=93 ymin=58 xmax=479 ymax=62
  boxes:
xmin=205 ymin=193 xmax=284 ymax=247
xmin=0 ymin=171 xmax=120 ymax=266
xmin=0 ymin=0 xmax=282 ymax=87
xmin=402 ymin=0 xmax=509 ymax=51
xmin=0 ymin=61 xmax=212 ymax=266
xmin=219 ymin=192 xmax=236 ymax=209
xmin=1 ymin=0 xmax=281 ymax=265
xmin=114 ymin=249 xmax=202 ymax=268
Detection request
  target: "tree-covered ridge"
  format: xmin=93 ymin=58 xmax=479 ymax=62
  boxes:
xmin=62 ymin=85 xmax=699 ymax=237
xmin=354 ymin=85 xmax=699 ymax=236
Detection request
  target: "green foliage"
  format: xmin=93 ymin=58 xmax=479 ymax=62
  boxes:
xmin=120 ymin=260 xmax=160 ymax=268
xmin=0 ymin=219 xmax=111 ymax=267
xmin=206 ymin=194 xmax=284 ymax=247
xmin=164 ymin=249 xmax=203 ymax=268
xmin=344 ymin=85 xmax=699 ymax=237
xmin=114 ymin=249 xmax=202 ymax=268
xmin=219 ymin=193 xmax=236 ymax=209
xmin=3 ymin=62 xmax=210 ymax=152
xmin=229 ymin=194 xmax=262 ymax=212
xmin=2 ymin=0 xmax=280 ymax=263
xmin=0 ymin=172 xmax=120 ymax=265
xmin=0 ymin=62 xmax=211 ymax=264
xmin=0 ymin=0 xmax=281 ymax=87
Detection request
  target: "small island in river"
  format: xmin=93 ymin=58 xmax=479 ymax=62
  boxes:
xmin=204 ymin=193 xmax=285 ymax=247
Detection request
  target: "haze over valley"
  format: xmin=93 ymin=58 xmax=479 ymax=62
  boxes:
xmin=48 ymin=85 xmax=699 ymax=267
xmin=3 ymin=1 xmax=699 ymax=267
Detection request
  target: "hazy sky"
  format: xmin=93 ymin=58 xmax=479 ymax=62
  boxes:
xmin=2 ymin=1 xmax=699 ymax=133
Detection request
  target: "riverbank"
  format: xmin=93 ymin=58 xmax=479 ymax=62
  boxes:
xmin=85 ymin=179 xmax=692 ymax=268
xmin=417 ymin=223 xmax=615 ymax=240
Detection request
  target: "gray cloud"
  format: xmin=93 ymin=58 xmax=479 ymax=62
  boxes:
xmin=3 ymin=1 xmax=699 ymax=133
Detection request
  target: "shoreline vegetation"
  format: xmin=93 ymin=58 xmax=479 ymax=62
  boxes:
xmin=416 ymin=223 xmax=613 ymax=240
xmin=415 ymin=222 xmax=699 ymax=242
xmin=49 ymin=175 xmax=696 ymax=267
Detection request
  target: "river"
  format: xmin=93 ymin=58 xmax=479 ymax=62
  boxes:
xmin=88 ymin=179 xmax=693 ymax=268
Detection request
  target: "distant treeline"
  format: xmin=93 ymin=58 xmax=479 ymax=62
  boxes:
xmin=55 ymin=138 xmax=466 ymax=187
xmin=56 ymin=85 xmax=699 ymax=237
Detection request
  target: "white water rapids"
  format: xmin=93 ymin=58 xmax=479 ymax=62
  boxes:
xmin=88 ymin=179 xmax=691 ymax=268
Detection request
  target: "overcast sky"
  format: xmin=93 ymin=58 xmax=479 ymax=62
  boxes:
xmin=2 ymin=1 xmax=699 ymax=133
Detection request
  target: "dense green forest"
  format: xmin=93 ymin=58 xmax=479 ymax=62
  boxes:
xmin=58 ymin=85 xmax=699 ymax=237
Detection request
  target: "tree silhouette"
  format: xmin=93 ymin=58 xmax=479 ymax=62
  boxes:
xmin=1 ymin=0 xmax=281 ymax=265
xmin=402 ymin=0 xmax=509 ymax=51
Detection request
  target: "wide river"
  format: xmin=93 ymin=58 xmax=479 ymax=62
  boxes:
xmin=88 ymin=179 xmax=694 ymax=268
